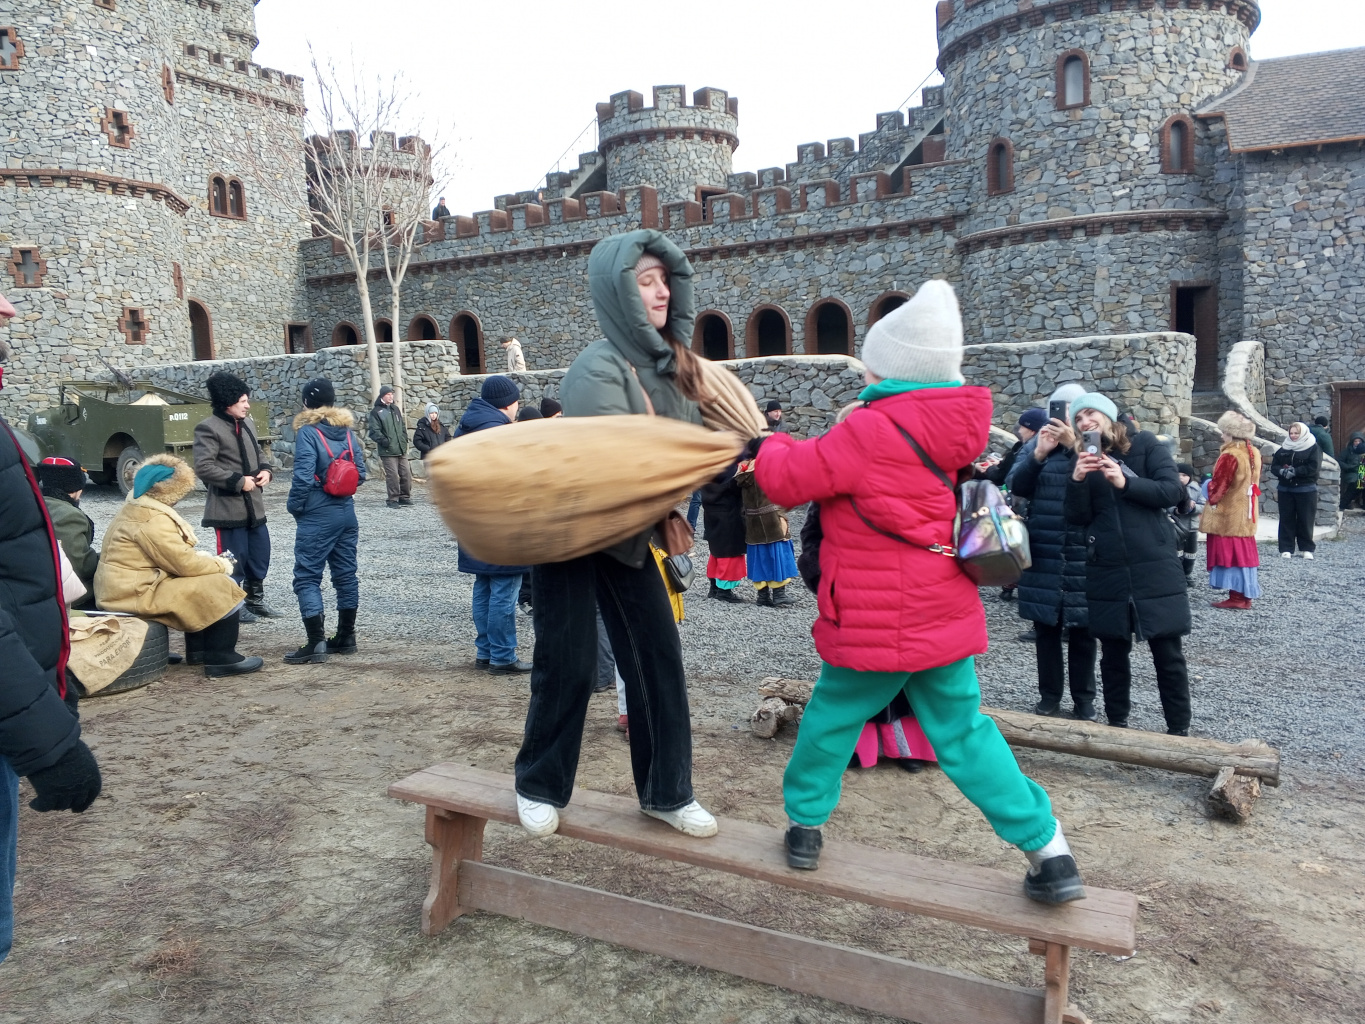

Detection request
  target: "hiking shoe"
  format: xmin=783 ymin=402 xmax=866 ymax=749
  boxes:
xmin=1073 ymin=702 xmax=1098 ymax=722
xmin=785 ymin=825 xmax=823 ymax=870
xmin=488 ymin=660 xmax=533 ymax=674
xmin=1024 ymin=855 xmax=1087 ymax=904
xmin=283 ymin=640 xmax=329 ymax=665
xmin=642 ymin=801 xmax=718 ymax=838
xmin=1033 ymin=700 xmax=1063 ymax=717
xmin=516 ymin=795 xmax=559 ymax=837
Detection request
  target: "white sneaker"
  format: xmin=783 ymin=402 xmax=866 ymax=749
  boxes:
xmin=642 ymin=800 xmax=718 ymax=838
xmin=516 ymin=795 xmax=560 ymax=837
xmin=1281 ymin=551 xmax=1293 ymax=559
xmin=1302 ymin=551 xmax=1314 ymax=560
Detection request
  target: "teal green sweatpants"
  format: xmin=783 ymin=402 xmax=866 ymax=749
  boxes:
xmin=783 ymin=657 xmax=1057 ymax=851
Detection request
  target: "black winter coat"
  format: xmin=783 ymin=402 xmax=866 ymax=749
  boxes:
xmin=1064 ymin=431 xmax=1191 ymax=641
xmin=413 ymin=417 xmax=452 ymax=456
xmin=0 ymin=418 xmax=81 ymax=776
xmin=699 ymin=466 xmax=745 ymax=559
xmin=1009 ymin=445 xmax=1089 ymax=628
xmin=980 ymin=439 xmax=1024 ymax=487
xmin=1270 ymin=444 xmax=1322 ymax=489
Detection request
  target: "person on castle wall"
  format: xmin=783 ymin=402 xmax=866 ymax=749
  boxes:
xmin=1201 ymin=410 xmax=1263 ymax=610
xmin=432 ymin=197 xmax=451 ymax=220
xmin=193 ymin=371 xmax=282 ymax=622
xmin=454 ymin=375 xmax=532 ymax=675
xmin=368 ymin=385 xmax=412 ymax=509
xmin=95 ymin=455 xmax=263 ymax=678
xmin=1 ymin=290 xmax=104 ymax=963
xmin=1008 ymin=406 xmax=1097 ymax=722
xmin=700 ymin=464 xmax=747 ymax=603
xmin=501 ymin=335 xmax=527 ymax=374
xmin=752 ymin=280 xmax=1085 ymax=903
xmin=36 ymin=457 xmax=99 ymax=609
xmin=513 ymin=230 xmax=719 ymax=843
xmin=286 ymin=378 xmax=366 ymax=664
xmin=1271 ymin=422 xmax=1322 ymax=560
xmin=765 ymin=400 xmax=788 ymax=434
xmin=1309 ymin=416 xmax=1335 ymax=459
xmin=735 ymin=457 xmax=799 ymax=607
xmin=1339 ymin=432 xmax=1365 ymax=510
xmin=1066 ymin=393 xmax=1192 ymax=735
xmin=413 ymin=403 xmax=451 ymax=458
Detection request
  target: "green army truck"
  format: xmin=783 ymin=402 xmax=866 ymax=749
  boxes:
xmin=26 ymin=381 xmax=277 ymax=494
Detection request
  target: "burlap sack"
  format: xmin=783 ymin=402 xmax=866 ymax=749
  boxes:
xmin=427 ymin=416 xmax=744 ymax=565
xmin=67 ymin=614 xmax=149 ymax=694
xmin=696 ymin=359 xmax=769 ymax=439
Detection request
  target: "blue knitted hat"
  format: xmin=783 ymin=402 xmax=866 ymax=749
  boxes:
xmin=1017 ymin=408 xmax=1049 ymax=432
xmin=133 ymin=463 xmax=175 ymax=498
xmin=1069 ymin=393 xmax=1120 ymax=428
xmin=481 ymin=375 xmax=520 ymax=407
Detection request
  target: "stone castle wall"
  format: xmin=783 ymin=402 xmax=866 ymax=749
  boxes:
xmin=599 ymin=87 xmax=737 ymax=203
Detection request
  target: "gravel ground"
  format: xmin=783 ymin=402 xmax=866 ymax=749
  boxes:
xmin=79 ymin=481 xmax=1363 ymax=778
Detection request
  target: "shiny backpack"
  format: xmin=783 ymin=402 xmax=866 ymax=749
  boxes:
xmin=314 ymin=430 xmax=359 ymax=498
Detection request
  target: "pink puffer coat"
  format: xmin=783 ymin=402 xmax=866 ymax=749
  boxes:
xmin=754 ymin=386 xmax=992 ymax=673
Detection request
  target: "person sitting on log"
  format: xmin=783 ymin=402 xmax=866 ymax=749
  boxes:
xmin=751 ymin=280 xmax=1085 ymax=903
xmin=35 ymin=457 xmax=99 ymax=609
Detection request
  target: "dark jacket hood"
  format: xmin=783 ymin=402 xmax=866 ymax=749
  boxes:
xmin=1350 ymin=432 xmax=1365 ymax=448
xmin=587 ymin=230 xmax=696 ymax=376
xmin=454 ymin=396 xmax=510 ymax=437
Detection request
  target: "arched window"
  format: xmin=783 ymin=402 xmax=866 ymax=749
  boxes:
xmin=1056 ymin=51 xmax=1090 ymax=109
xmin=331 ymin=322 xmax=359 ymax=347
xmin=745 ymin=306 xmax=792 ymax=358
xmin=210 ymin=176 xmax=227 ymax=216
xmin=375 ymin=319 xmax=393 ymax=346
xmin=804 ymin=299 xmax=854 ymax=356
xmin=868 ymin=291 xmax=910 ymax=326
xmin=227 ymin=179 xmax=244 ymax=218
xmin=407 ymin=314 xmax=439 ymax=340
xmin=1162 ymin=114 xmax=1195 ymax=174
xmin=188 ymin=300 xmax=213 ymax=361
xmin=450 ymin=312 xmax=484 ymax=373
xmin=1228 ymin=47 xmax=1248 ymax=72
xmin=692 ymin=311 xmax=734 ymax=361
xmin=987 ymin=138 xmax=1014 ymax=196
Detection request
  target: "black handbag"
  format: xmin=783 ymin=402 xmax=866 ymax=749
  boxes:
xmin=662 ymin=551 xmax=695 ymax=592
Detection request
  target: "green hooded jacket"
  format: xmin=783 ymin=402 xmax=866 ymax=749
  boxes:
xmin=562 ymin=229 xmax=702 ymax=566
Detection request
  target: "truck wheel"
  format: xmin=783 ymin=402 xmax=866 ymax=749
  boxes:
xmin=77 ymin=620 xmax=169 ymax=698
xmin=115 ymin=446 xmax=145 ymax=495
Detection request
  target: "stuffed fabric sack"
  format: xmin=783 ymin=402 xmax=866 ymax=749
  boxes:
xmin=426 ymin=415 xmax=744 ymax=565
xmin=695 ymin=359 xmax=769 ymax=440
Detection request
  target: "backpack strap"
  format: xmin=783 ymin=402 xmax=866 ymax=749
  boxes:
xmin=313 ymin=427 xmax=336 ymax=484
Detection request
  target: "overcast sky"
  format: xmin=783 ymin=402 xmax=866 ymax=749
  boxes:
xmin=253 ymin=1 xmax=1365 ymax=216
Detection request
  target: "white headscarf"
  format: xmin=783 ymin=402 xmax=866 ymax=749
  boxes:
xmin=1280 ymin=422 xmax=1317 ymax=453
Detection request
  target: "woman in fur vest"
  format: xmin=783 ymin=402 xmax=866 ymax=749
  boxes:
xmin=1200 ymin=411 xmax=1262 ymax=609
xmin=95 ymin=454 xmax=262 ymax=677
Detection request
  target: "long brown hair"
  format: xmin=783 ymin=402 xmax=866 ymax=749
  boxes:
xmin=662 ymin=331 xmax=707 ymax=404
xmin=1099 ymin=416 xmax=1131 ymax=455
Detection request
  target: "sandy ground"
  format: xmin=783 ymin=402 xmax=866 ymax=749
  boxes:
xmin=3 ymin=486 xmax=1363 ymax=1023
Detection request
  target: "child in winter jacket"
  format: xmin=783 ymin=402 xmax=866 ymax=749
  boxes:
xmin=753 ymin=280 xmax=1084 ymax=903
xmin=735 ymin=460 xmax=799 ymax=606
xmin=1172 ymin=462 xmax=1204 ymax=583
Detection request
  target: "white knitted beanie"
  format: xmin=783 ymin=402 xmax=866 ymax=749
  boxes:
xmin=860 ymin=279 xmax=964 ymax=384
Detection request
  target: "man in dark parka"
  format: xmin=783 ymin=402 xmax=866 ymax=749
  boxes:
xmin=368 ymin=385 xmax=412 ymax=508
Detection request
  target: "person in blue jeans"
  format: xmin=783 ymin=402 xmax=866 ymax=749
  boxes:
xmin=453 ymin=376 xmax=532 ymax=674
xmin=285 ymin=377 xmax=367 ymax=664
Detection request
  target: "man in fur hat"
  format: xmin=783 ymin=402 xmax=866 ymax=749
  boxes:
xmin=193 ymin=371 xmax=282 ymax=620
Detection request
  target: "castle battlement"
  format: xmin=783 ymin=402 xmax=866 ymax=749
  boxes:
xmin=180 ymin=43 xmax=303 ymax=93
xmin=596 ymin=86 xmax=738 ymax=127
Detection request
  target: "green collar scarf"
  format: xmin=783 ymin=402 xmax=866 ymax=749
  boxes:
xmin=858 ymin=379 xmax=962 ymax=402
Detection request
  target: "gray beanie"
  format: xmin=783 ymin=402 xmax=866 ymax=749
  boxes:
xmin=1048 ymin=382 xmax=1087 ymax=405
xmin=425 ymin=403 xmax=439 ymax=416
xmin=860 ymin=279 xmax=964 ymax=384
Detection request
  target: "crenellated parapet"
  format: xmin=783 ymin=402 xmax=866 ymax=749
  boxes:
xmin=595 ymin=86 xmax=739 ymax=203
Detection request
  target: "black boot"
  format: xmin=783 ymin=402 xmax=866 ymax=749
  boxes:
xmin=284 ymin=614 xmax=329 ymax=664
xmin=237 ymin=602 xmax=259 ymax=624
xmin=184 ymin=629 xmax=205 ymax=666
xmin=770 ymin=584 xmax=796 ymax=607
xmin=756 ymin=587 xmax=774 ymax=607
xmin=327 ymin=608 xmax=357 ymax=655
xmin=201 ymin=612 xmax=264 ymax=678
xmin=707 ymin=580 xmax=742 ymax=603
xmin=244 ymin=579 xmax=284 ymax=619
xmin=785 ymin=825 xmax=823 ymax=870
xmin=1024 ymin=855 xmax=1086 ymax=904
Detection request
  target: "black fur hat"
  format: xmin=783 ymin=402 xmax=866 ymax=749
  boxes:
xmin=206 ymin=371 xmax=249 ymax=413
xmin=37 ymin=457 xmax=86 ymax=494
xmin=302 ymin=377 xmax=336 ymax=409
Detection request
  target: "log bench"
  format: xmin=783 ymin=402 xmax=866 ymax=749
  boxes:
xmin=389 ymin=764 xmax=1138 ymax=1024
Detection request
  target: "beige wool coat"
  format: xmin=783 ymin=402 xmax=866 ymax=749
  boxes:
xmin=94 ymin=454 xmax=245 ymax=632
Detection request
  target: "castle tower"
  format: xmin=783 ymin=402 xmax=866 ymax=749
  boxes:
xmin=0 ymin=0 xmax=310 ymax=414
xmin=936 ymin=0 xmax=1259 ymax=388
xmin=596 ymin=86 xmax=738 ymax=204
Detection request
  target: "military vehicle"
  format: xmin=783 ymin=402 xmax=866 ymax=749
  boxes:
xmin=26 ymin=381 xmax=277 ymax=494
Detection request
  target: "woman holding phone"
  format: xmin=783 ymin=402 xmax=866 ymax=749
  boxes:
xmin=1064 ymin=393 xmax=1193 ymax=735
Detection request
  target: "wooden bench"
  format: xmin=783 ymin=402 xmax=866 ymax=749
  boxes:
xmin=389 ymin=764 xmax=1138 ymax=1024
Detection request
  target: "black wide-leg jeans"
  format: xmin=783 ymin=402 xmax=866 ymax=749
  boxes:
xmin=1098 ymin=634 xmax=1191 ymax=733
xmin=1034 ymin=620 xmax=1097 ymax=707
xmin=515 ymin=552 xmax=694 ymax=812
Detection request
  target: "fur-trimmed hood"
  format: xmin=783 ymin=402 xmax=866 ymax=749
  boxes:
xmin=293 ymin=406 xmax=355 ymax=430
xmin=132 ymin=452 xmax=197 ymax=507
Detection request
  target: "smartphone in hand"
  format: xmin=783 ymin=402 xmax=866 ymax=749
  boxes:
xmin=1081 ymin=430 xmax=1102 ymax=455
xmin=1048 ymin=399 xmax=1068 ymax=423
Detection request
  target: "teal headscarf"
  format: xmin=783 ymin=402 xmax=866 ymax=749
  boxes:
xmin=132 ymin=463 xmax=175 ymax=498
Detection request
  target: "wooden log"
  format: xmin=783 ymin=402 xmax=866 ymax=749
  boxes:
xmin=1207 ymin=765 xmax=1262 ymax=822
xmin=757 ymin=677 xmax=1280 ymax=786
xmin=750 ymin=696 xmax=802 ymax=738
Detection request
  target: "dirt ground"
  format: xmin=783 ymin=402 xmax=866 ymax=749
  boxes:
xmin=3 ymin=632 xmax=1363 ymax=1024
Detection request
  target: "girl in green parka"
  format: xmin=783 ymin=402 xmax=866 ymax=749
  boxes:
xmin=514 ymin=230 xmax=719 ymax=840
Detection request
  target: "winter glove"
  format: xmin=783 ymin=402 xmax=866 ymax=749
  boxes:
xmin=27 ymin=740 xmax=102 ymax=813
xmin=1278 ymin=466 xmax=1295 ymax=481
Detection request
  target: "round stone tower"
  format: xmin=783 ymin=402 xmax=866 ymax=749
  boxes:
xmin=936 ymin=0 xmax=1260 ymax=373
xmin=596 ymin=86 xmax=738 ymax=204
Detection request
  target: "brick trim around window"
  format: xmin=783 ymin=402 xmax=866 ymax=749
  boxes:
xmin=119 ymin=307 xmax=150 ymax=345
xmin=1228 ymin=46 xmax=1248 ymax=72
xmin=8 ymin=247 xmax=47 ymax=288
xmin=0 ymin=26 xmax=24 ymax=70
xmin=986 ymin=138 xmax=1015 ymax=196
xmin=101 ymin=108 xmax=134 ymax=148
xmin=1161 ymin=114 xmax=1196 ymax=174
xmin=209 ymin=175 xmax=247 ymax=219
xmin=1055 ymin=50 xmax=1091 ymax=110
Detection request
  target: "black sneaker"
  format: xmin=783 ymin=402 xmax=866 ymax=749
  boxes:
xmin=398 ymin=497 xmax=413 ymax=506
xmin=386 ymin=500 xmax=400 ymax=509
xmin=488 ymin=660 xmax=533 ymax=674
xmin=1017 ymin=629 xmax=1037 ymax=643
xmin=785 ymin=825 xmax=822 ymax=870
xmin=1032 ymin=700 xmax=1063 ymax=717
xmin=708 ymin=581 xmax=743 ymax=603
xmin=1073 ymin=702 xmax=1098 ymax=722
xmin=1167 ymin=727 xmax=1189 ymax=737
xmin=1108 ymin=717 xmax=1129 ymax=729
xmin=1024 ymin=855 xmax=1086 ymax=904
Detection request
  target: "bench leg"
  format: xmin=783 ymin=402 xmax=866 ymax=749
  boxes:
xmin=421 ymin=807 xmax=486 ymax=936
xmin=1042 ymin=942 xmax=1071 ymax=1024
